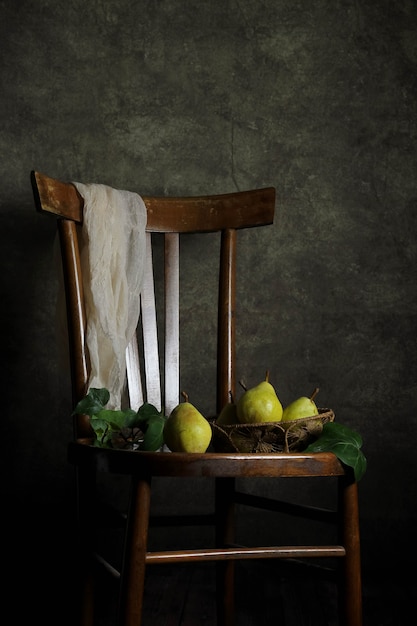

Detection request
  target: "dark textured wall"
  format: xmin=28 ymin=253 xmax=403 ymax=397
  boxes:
xmin=1 ymin=0 xmax=417 ymax=622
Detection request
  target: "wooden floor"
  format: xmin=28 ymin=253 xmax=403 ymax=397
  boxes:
xmin=145 ymin=563 xmax=337 ymax=626
xmin=94 ymin=560 xmax=337 ymax=626
xmin=15 ymin=504 xmax=416 ymax=625
xmin=89 ymin=559 xmax=414 ymax=626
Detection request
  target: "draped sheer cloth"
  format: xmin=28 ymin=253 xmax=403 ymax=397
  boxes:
xmin=73 ymin=182 xmax=147 ymax=410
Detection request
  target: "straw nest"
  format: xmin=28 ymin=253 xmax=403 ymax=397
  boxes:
xmin=210 ymin=408 xmax=335 ymax=453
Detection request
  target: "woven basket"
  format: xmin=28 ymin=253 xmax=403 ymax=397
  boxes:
xmin=210 ymin=408 xmax=335 ymax=453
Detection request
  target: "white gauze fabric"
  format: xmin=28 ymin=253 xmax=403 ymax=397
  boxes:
xmin=73 ymin=182 xmax=147 ymax=409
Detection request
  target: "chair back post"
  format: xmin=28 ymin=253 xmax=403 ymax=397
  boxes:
xmin=57 ymin=219 xmax=91 ymax=437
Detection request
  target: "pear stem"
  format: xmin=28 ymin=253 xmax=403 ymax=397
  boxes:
xmin=238 ymin=379 xmax=247 ymax=391
xmin=181 ymin=391 xmax=189 ymax=403
xmin=265 ymin=370 xmax=270 ymax=382
xmin=310 ymin=388 xmax=319 ymax=402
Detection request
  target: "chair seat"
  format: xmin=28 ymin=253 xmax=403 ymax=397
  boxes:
xmin=68 ymin=440 xmax=345 ymax=477
xmin=69 ymin=440 xmax=348 ymax=568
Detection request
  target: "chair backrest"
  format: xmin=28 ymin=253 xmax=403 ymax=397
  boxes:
xmin=31 ymin=171 xmax=275 ymax=439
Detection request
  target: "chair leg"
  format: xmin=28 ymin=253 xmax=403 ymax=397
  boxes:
xmin=76 ymin=465 xmax=97 ymax=626
xmin=215 ymin=477 xmax=236 ymax=626
xmin=339 ymin=478 xmax=362 ymax=626
xmin=118 ymin=474 xmax=151 ymax=626
xmin=79 ymin=570 xmax=95 ymax=626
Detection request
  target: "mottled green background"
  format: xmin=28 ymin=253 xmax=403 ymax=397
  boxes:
xmin=1 ymin=0 xmax=416 ymax=623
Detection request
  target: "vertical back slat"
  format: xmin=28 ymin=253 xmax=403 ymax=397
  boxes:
xmin=140 ymin=233 xmax=162 ymax=411
xmin=125 ymin=338 xmax=143 ymax=411
xmin=217 ymin=228 xmax=237 ymax=413
xmin=164 ymin=233 xmax=180 ymax=416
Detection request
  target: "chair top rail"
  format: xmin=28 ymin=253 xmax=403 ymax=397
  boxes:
xmin=31 ymin=171 xmax=275 ymax=233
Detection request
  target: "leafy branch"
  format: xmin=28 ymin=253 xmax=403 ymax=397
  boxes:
xmin=72 ymin=387 xmax=167 ymax=451
xmin=305 ymin=421 xmax=367 ymax=481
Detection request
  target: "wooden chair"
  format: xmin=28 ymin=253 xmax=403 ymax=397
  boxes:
xmin=31 ymin=170 xmax=362 ymax=626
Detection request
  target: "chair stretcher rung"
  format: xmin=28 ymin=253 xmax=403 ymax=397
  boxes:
xmin=146 ymin=545 xmax=346 ymax=564
xmin=234 ymin=491 xmax=338 ymax=523
xmin=93 ymin=552 xmax=121 ymax=579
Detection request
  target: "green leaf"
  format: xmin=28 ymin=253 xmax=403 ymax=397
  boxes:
xmin=140 ymin=414 xmax=166 ymax=451
xmin=305 ymin=422 xmax=367 ymax=482
xmin=72 ymin=387 xmax=168 ymax=450
xmin=72 ymin=387 xmax=110 ymax=416
xmin=136 ymin=402 xmax=165 ymax=422
xmin=312 ymin=422 xmax=363 ymax=448
xmin=89 ymin=418 xmax=111 ymax=445
xmin=93 ymin=409 xmax=127 ymax=430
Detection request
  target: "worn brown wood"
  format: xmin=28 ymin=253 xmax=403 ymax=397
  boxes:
xmin=32 ymin=170 xmax=84 ymax=222
xmin=68 ymin=443 xmax=346 ymax=478
xmin=93 ymin=561 xmax=343 ymax=625
xmin=32 ymin=170 xmax=275 ymax=233
xmin=31 ymin=170 xmax=362 ymax=626
xmin=57 ymin=219 xmax=90 ymax=435
xmin=141 ymin=190 xmax=275 ymax=233
xmin=339 ymin=480 xmax=362 ymax=626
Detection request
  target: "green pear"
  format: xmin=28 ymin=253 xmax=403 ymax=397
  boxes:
xmin=164 ymin=392 xmax=212 ymax=453
xmin=282 ymin=388 xmax=320 ymax=422
xmin=216 ymin=392 xmax=238 ymax=426
xmin=236 ymin=371 xmax=283 ymax=424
